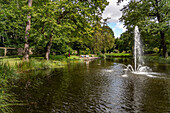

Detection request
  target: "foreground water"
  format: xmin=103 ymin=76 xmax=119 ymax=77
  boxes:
xmin=12 ymin=58 xmax=170 ymax=113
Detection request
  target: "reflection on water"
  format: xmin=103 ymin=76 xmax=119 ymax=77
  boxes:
xmin=12 ymin=59 xmax=170 ymax=113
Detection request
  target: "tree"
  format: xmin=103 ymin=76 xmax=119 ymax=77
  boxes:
xmin=91 ymin=24 xmax=115 ymax=54
xmin=0 ymin=0 xmax=109 ymax=59
xmin=29 ymin=0 xmax=109 ymax=60
xmin=102 ymin=26 xmax=115 ymax=53
xmin=0 ymin=0 xmax=27 ymax=48
xmin=23 ymin=0 xmax=33 ymax=61
xmin=119 ymin=0 xmax=169 ymax=57
xmin=115 ymin=31 xmax=132 ymax=53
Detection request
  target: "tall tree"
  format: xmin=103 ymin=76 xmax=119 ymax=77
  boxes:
xmin=23 ymin=0 xmax=33 ymax=61
xmin=30 ymin=0 xmax=109 ymax=60
xmin=119 ymin=0 xmax=169 ymax=57
xmin=91 ymin=24 xmax=115 ymax=54
xmin=0 ymin=0 xmax=27 ymax=48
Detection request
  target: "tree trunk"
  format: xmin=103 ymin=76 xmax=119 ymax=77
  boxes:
xmin=77 ymin=49 xmax=80 ymax=55
xmin=0 ymin=36 xmax=4 ymax=47
xmin=45 ymin=36 xmax=53 ymax=60
xmin=160 ymin=31 xmax=168 ymax=58
xmin=158 ymin=44 xmax=162 ymax=55
xmin=154 ymin=0 xmax=168 ymax=58
xmin=23 ymin=0 xmax=32 ymax=61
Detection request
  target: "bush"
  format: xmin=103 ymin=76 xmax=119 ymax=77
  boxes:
xmin=153 ymin=48 xmax=159 ymax=53
xmin=0 ymin=62 xmax=18 ymax=81
xmin=144 ymin=56 xmax=170 ymax=64
xmin=50 ymin=55 xmax=66 ymax=61
xmin=113 ymin=49 xmax=119 ymax=53
xmin=98 ymin=54 xmax=106 ymax=59
xmin=85 ymin=48 xmax=90 ymax=55
xmin=0 ymin=49 xmax=4 ymax=56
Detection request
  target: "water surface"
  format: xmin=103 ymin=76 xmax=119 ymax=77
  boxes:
xmin=12 ymin=59 xmax=170 ymax=113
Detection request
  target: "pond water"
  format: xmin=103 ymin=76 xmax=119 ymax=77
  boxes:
xmin=12 ymin=58 xmax=170 ymax=113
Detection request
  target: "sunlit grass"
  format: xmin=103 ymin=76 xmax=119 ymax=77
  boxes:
xmin=0 ymin=57 xmax=66 ymax=72
xmin=69 ymin=55 xmax=81 ymax=60
xmin=0 ymin=58 xmax=21 ymax=67
xmin=105 ymin=53 xmax=132 ymax=57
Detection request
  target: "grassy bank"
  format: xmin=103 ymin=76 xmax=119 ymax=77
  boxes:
xmin=0 ymin=62 xmax=23 ymax=113
xmin=98 ymin=53 xmax=132 ymax=59
xmin=0 ymin=55 xmax=85 ymax=73
xmin=105 ymin=53 xmax=132 ymax=57
xmin=0 ymin=55 xmax=70 ymax=112
xmin=143 ymin=56 xmax=170 ymax=64
xmin=0 ymin=58 xmax=64 ymax=72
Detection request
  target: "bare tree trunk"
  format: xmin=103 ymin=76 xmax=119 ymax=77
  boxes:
xmin=154 ymin=0 xmax=168 ymax=58
xmin=23 ymin=0 xmax=32 ymax=61
xmin=45 ymin=36 xmax=53 ymax=60
xmin=160 ymin=31 xmax=168 ymax=58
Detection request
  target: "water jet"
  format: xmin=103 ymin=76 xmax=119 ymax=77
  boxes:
xmin=123 ymin=26 xmax=154 ymax=76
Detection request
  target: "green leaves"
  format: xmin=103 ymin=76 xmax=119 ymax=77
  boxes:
xmin=0 ymin=0 xmax=109 ymax=56
xmin=120 ymin=0 xmax=169 ymax=56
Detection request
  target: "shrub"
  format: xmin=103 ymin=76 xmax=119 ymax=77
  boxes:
xmin=0 ymin=62 xmax=18 ymax=81
xmin=85 ymin=48 xmax=90 ymax=55
xmin=0 ymin=49 xmax=4 ymax=56
xmin=50 ymin=55 xmax=66 ymax=61
xmin=98 ymin=54 xmax=106 ymax=59
xmin=113 ymin=49 xmax=119 ymax=53
xmin=153 ymin=48 xmax=159 ymax=53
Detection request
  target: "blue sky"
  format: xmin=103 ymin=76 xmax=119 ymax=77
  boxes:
xmin=107 ymin=22 xmax=124 ymax=38
xmin=102 ymin=0 xmax=128 ymax=38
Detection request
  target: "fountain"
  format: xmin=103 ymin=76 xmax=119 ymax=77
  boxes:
xmin=123 ymin=26 xmax=154 ymax=76
xmin=112 ymin=26 xmax=162 ymax=77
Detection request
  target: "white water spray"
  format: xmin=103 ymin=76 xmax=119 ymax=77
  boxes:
xmin=123 ymin=26 xmax=153 ymax=76
xmin=114 ymin=26 xmax=163 ymax=77
xmin=134 ymin=26 xmax=144 ymax=71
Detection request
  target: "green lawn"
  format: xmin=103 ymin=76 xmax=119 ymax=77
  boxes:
xmin=105 ymin=53 xmax=132 ymax=57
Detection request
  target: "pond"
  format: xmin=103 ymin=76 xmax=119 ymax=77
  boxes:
xmin=12 ymin=58 xmax=170 ymax=113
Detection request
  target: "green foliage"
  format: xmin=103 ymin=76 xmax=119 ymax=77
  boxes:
xmin=0 ymin=62 xmax=21 ymax=113
xmin=15 ymin=58 xmax=63 ymax=71
xmin=0 ymin=62 xmax=18 ymax=81
xmin=69 ymin=55 xmax=80 ymax=60
xmin=144 ymin=56 xmax=170 ymax=64
xmin=80 ymin=49 xmax=91 ymax=55
xmin=115 ymin=31 xmax=132 ymax=53
xmin=120 ymin=0 xmax=169 ymax=57
xmin=0 ymin=0 xmax=110 ymax=59
xmin=0 ymin=49 xmax=4 ymax=56
xmin=50 ymin=55 xmax=66 ymax=61
xmin=105 ymin=53 xmax=132 ymax=57
xmin=98 ymin=54 xmax=106 ymax=59
xmin=91 ymin=25 xmax=115 ymax=54
xmin=0 ymin=0 xmax=27 ymax=48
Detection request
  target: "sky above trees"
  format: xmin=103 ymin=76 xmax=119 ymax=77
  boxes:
xmin=102 ymin=0 xmax=129 ymax=38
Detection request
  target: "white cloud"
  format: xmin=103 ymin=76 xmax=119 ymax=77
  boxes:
xmin=102 ymin=0 xmax=129 ymax=37
xmin=102 ymin=0 xmax=129 ymax=23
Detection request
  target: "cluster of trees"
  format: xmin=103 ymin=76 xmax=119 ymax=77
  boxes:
xmin=1 ymin=0 xmax=168 ymax=60
xmin=118 ymin=0 xmax=169 ymax=58
xmin=0 ymin=0 xmax=115 ymax=61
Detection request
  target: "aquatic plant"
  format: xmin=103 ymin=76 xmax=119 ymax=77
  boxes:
xmin=0 ymin=63 xmax=21 ymax=113
xmin=0 ymin=88 xmax=21 ymax=113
